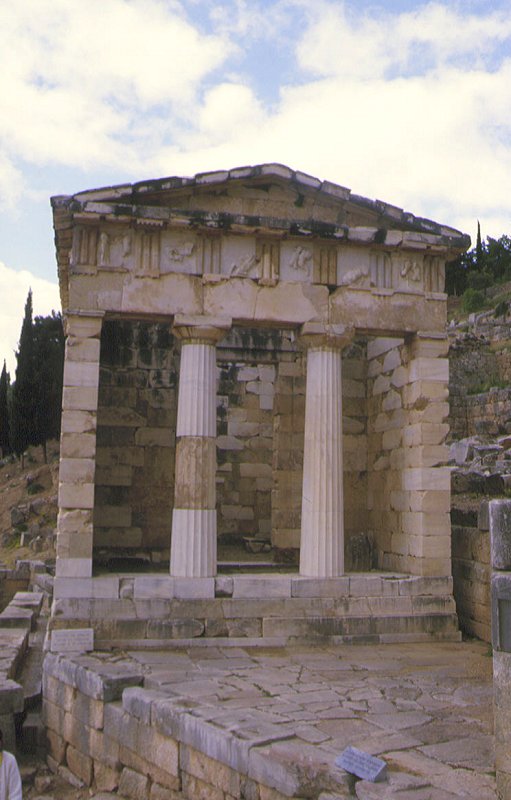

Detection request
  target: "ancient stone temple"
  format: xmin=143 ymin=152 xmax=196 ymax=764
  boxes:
xmin=49 ymin=164 xmax=469 ymax=647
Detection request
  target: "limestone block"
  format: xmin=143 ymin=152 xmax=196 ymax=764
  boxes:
xmin=149 ymin=783 xmax=181 ymax=800
xmin=59 ymin=482 xmax=95 ymax=510
xmin=408 ymin=357 xmax=449 ymax=383
xmin=121 ymin=272 xmax=202 ymax=317
xmin=408 ymin=534 xmax=451 ymax=559
xmin=391 ymin=365 xmax=408 ymax=388
xmin=382 ymin=349 xmax=402 ymax=373
xmin=180 ymin=744 xmax=241 ymax=797
xmin=390 ymin=491 xmax=411 ymax=512
xmin=410 ymin=490 xmax=450 ymax=513
xmin=205 ymin=279 xmax=327 ymax=324
xmin=402 ymin=445 xmax=449 ymax=468
xmin=403 ymin=381 xmax=448 ymax=405
xmin=402 ymin=423 xmax=449 ymax=447
xmin=66 ymin=336 xmax=101 ymax=362
xmin=173 ymin=578 xmax=216 ymax=599
xmin=67 ymin=744 xmax=93 ymax=786
xmin=46 ymin=729 xmax=67 ymax=764
xmin=65 ymin=315 xmax=103 ymax=339
xmin=95 ymin=763 xmax=121 ymax=792
xmin=96 ymin=446 xmax=145 ymax=467
xmin=56 ymin=532 xmax=93 ymax=561
xmin=401 ymin=511 xmax=450 ymax=537
xmin=94 ymin=505 xmax=132 ymax=528
xmin=239 ymin=463 xmax=272 ymax=478
xmin=63 ymin=360 xmax=100 ymax=389
xmin=53 ymin=577 xmax=119 ymax=599
xmin=60 ymin=432 xmax=96 ymax=459
xmin=59 ymin=458 xmax=95 ymax=483
xmin=407 ymin=555 xmax=452 ymax=577
xmin=119 ymin=767 xmax=150 ymax=799
xmin=232 ymin=577 xmax=292 ymax=598
xmin=135 ymin=428 xmax=174 ymax=447
xmin=382 ymin=390 xmax=402 ymax=411
xmin=408 ymin=402 xmax=449 ymax=425
xmin=61 ymin=410 xmax=97 ymax=434
xmin=382 ymin=429 xmax=402 ymax=450
xmin=291 ymin=578 xmax=349 ymax=597
xmin=367 ymin=337 xmax=404 ymax=360
xmin=152 ymin=700 xmax=251 ymax=774
xmin=98 ymin=407 xmax=147 ymax=427
xmin=402 ymin=467 xmax=450 ymax=492
xmin=55 ymin=557 xmax=92 ymax=578
xmin=372 ymin=374 xmax=390 ymax=395
xmin=490 ymin=500 xmax=511 ymax=570
xmin=411 ymin=333 xmax=449 ymax=358
xmin=95 ymin=465 xmax=133 ymax=487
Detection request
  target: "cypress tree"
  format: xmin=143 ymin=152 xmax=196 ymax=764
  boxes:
xmin=0 ymin=361 xmax=10 ymax=457
xmin=32 ymin=312 xmax=65 ymax=462
xmin=10 ymin=290 xmax=37 ymax=467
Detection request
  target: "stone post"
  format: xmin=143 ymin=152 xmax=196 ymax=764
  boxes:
xmin=401 ymin=332 xmax=451 ymax=577
xmin=170 ymin=315 xmax=231 ymax=577
xmin=490 ymin=500 xmax=511 ymax=799
xmin=299 ymin=321 xmax=354 ymax=577
xmin=55 ymin=312 xmax=104 ymax=579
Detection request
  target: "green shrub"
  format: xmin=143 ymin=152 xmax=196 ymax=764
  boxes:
xmin=495 ymin=299 xmax=509 ymax=317
xmin=462 ymin=288 xmax=485 ymax=313
xmin=27 ymin=482 xmax=44 ymax=495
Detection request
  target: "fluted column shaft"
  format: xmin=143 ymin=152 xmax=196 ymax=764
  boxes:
xmin=170 ymin=315 xmax=231 ymax=577
xmin=299 ymin=322 xmax=354 ymax=577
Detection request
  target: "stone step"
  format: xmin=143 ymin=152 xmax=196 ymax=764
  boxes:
xmin=82 ymin=612 xmax=461 ymax=649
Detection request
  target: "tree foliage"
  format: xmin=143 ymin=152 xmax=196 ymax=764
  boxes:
xmin=8 ymin=291 xmax=64 ymax=463
xmin=0 ymin=361 xmax=10 ymax=457
xmin=446 ymin=230 xmax=511 ymax=297
xmin=10 ymin=290 xmax=37 ymax=460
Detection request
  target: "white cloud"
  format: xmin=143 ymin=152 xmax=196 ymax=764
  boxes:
xmin=0 ymin=262 xmax=60 ymax=375
xmin=0 ymin=0 xmax=231 ymax=188
xmin=1 ymin=0 xmax=511 ymax=253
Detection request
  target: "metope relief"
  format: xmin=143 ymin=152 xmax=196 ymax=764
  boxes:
xmin=227 ymin=238 xmax=281 ymax=284
xmin=398 ymin=256 xmax=423 ymax=291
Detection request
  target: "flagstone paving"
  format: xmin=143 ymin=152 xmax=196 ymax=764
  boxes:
xmin=120 ymin=639 xmax=496 ymax=799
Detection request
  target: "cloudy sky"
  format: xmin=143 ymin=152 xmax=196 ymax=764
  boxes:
xmin=1 ymin=0 xmax=510 ymax=372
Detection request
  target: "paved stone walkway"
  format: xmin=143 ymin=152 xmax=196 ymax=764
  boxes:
xmin=124 ymin=639 xmax=496 ymax=799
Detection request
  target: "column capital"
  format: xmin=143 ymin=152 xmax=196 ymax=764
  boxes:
xmin=299 ymin=321 xmax=354 ymax=352
xmin=172 ymin=315 xmax=231 ymax=345
xmin=64 ymin=311 xmax=105 ymax=339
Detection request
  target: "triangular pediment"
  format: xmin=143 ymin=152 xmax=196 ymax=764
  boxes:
xmin=65 ymin=163 xmax=467 ymax=243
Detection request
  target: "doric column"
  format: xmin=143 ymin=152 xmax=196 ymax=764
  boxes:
xmin=56 ymin=312 xmax=104 ymax=579
xmin=299 ymin=321 xmax=354 ymax=577
xmin=170 ymin=315 xmax=231 ymax=577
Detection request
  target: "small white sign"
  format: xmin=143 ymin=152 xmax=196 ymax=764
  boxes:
xmin=51 ymin=628 xmax=94 ymax=653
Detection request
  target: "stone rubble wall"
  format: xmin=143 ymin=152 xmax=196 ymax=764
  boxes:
xmin=95 ymin=320 xmax=179 ymax=564
xmin=449 ymin=333 xmax=511 ymax=439
xmin=451 ymin=502 xmax=491 ymax=642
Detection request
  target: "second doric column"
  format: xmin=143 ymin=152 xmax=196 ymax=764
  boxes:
xmin=170 ymin=315 xmax=231 ymax=577
xmin=299 ymin=321 xmax=354 ymax=577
